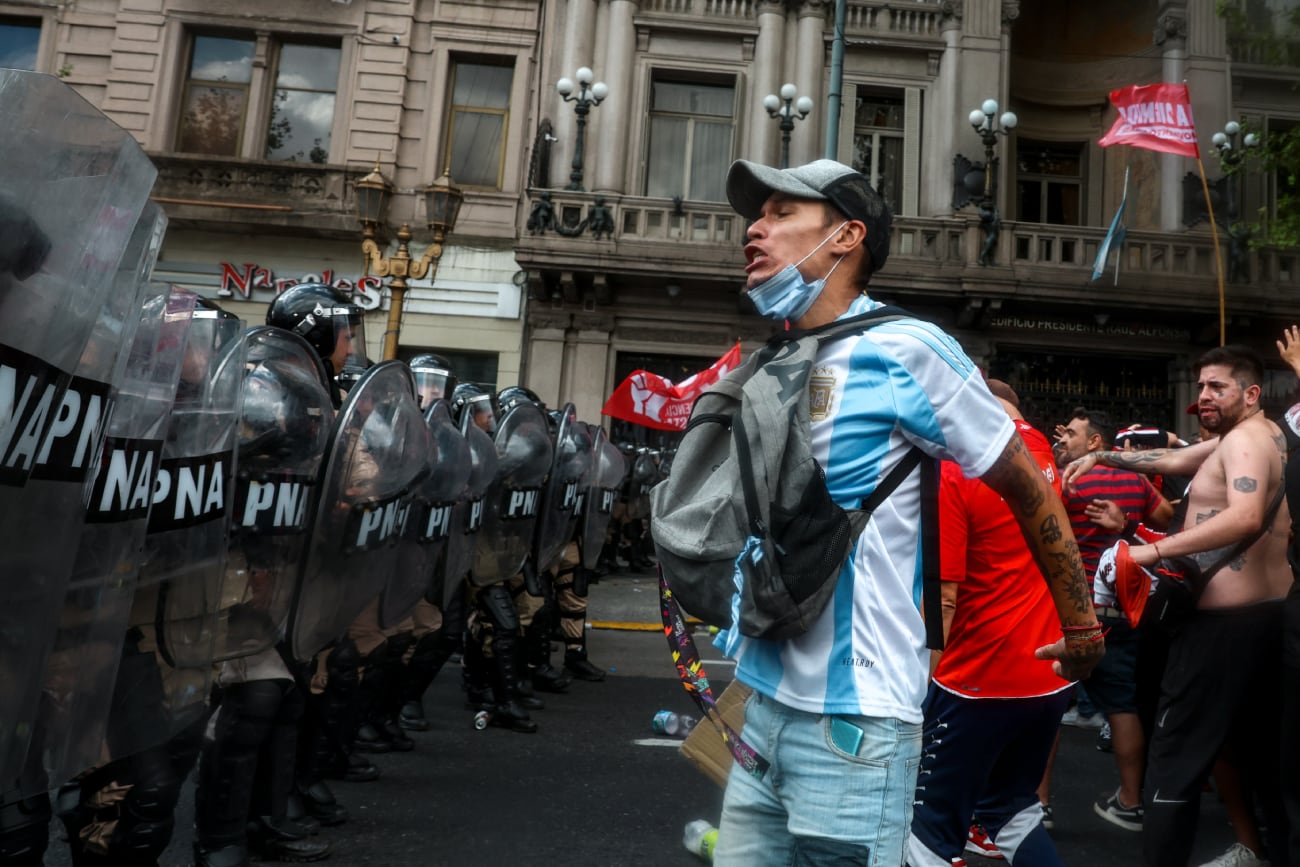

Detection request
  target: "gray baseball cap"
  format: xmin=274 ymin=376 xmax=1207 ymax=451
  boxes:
xmin=726 ymin=158 xmax=892 ymax=272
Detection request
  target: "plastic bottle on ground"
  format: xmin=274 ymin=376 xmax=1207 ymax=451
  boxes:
xmin=682 ymin=819 xmax=718 ymax=862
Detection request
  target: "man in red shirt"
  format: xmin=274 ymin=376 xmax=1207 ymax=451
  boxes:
xmin=907 ymin=382 xmax=1075 ymax=867
xmin=1055 ymin=407 xmax=1172 ymax=832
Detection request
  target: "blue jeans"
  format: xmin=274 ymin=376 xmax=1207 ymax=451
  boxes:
xmin=714 ymin=690 xmax=923 ymax=867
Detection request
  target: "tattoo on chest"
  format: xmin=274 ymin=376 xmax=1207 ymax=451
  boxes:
xmin=1195 ymin=509 xmax=1221 ymax=525
xmin=1228 ymin=552 xmax=1247 ymax=572
xmin=1233 ymin=476 xmax=1258 ymax=493
xmin=1040 ymin=514 xmax=1062 ymax=544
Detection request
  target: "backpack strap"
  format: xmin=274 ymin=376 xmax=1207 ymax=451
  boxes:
xmin=844 ymin=445 xmax=943 ymax=651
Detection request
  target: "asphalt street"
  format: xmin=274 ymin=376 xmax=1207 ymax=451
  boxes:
xmin=41 ymin=568 xmax=1242 ymax=866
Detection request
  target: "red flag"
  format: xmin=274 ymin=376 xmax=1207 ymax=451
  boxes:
xmin=601 ymin=343 xmax=742 ymax=432
xmin=1098 ymin=83 xmax=1199 ymax=158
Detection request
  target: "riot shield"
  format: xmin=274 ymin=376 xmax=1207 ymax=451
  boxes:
xmin=33 ymin=286 xmax=195 ymax=794
xmin=580 ymin=425 xmax=628 ymax=570
xmin=623 ymin=450 xmax=658 ymax=521
xmin=469 ymin=401 xmax=552 ymax=587
xmin=380 ymin=400 xmax=470 ymax=626
xmin=103 ymin=303 xmax=246 ymax=761
xmin=533 ymin=404 xmax=594 ymax=574
xmin=219 ymin=327 xmax=334 ymax=660
xmin=0 ymin=71 xmax=158 ymax=782
xmin=440 ymin=410 xmax=499 ymax=606
xmin=288 ymin=361 xmax=429 ymax=662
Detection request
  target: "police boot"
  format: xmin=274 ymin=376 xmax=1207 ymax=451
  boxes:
xmin=248 ymin=816 xmax=332 ymax=863
xmin=371 ymin=636 xmax=416 ymax=751
xmin=525 ymin=620 xmax=571 ymax=694
xmin=192 ymin=841 xmax=248 ymax=867
xmin=397 ymin=627 xmax=457 ymax=731
xmin=293 ymin=782 xmax=348 ymax=827
xmin=487 ymin=631 xmax=538 ymax=733
xmin=461 ymin=635 xmax=496 ymax=711
xmin=564 ymin=644 xmax=606 ymax=682
xmin=195 ymin=681 xmax=281 ymax=864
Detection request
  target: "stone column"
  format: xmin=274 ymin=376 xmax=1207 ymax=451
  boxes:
xmin=592 ymin=0 xmax=638 ymax=193
xmin=922 ymin=5 xmax=964 ymax=215
xmin=525 ymin=312 xmax=572 ymax=407
xmin=1156 ymin=2 xmax=1189 ymax=232
xmin=747 ymin=0 xmax=787 ymax=164
xmin=553 ymin=0 xmax=600 ymax=190
xmin=563 ymin=313 xmax=616 ymax=420
xmin=792 ymin=1 xmax=827 ymax=166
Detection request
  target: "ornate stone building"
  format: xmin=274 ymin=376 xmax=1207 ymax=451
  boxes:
xmin=517 ymin=0 xmax=1300 ymax=439
xmin=2 ymin=0 xmax=543 ymax=387
xmin=3 ymin=0 xmax=1297 ymax=432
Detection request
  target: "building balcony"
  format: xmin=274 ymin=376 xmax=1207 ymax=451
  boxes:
xmin=634 ymin=0 xmax=945 ymax=47
xmin=514 ymin=188 xmax=1300 ymax=322
xmin=148 ymin=153 xmax=363 ymax=240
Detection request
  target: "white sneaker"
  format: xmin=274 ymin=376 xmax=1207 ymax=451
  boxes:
xmin=1061 ymin=707 xmax=1104 ymax=729
xmin=1196 ymin=842 xmax=1270 ymax=867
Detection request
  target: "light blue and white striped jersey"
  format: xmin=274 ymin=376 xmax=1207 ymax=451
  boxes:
xmin=717 ymin=295 xmax=1015 ymax=723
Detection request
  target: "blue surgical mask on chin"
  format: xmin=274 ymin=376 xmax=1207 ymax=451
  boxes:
xmin=746 ymin=222 xmax=848 ymax=322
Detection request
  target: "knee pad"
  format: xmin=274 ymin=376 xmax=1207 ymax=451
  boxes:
xmin=481 ymin=584 xmax=520 ymax=632
xmin=213 ymin=680 xmax=285 ymax=747
xmin=326 ymin=638 xmax=362 ymax=675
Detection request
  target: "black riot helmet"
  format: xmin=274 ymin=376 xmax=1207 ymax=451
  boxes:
xmin=266 ymin=282 xmax=369 ymax=380
xmin=451 ymin=383 xmax=496 ymax=434
xmin=238 ymin=358 xmax=331 ymax=463
xmin=335 ymin=358 xmax=372 ymax=395
xmin=408 ymin=353 xmax=458 ymax=409
xmin=496 ymin=385 xmax=544 ymax=416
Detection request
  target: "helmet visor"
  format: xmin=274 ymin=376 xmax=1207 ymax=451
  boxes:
xmin=411 ymin=363 xmax=456 ymax=409
xmin=326 ymin=308 xmax=369 ymax=376
xmin=466 ymin=393 xmax=496 ymax=436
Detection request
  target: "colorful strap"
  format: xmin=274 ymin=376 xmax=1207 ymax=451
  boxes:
xmin=659 ymin=566 xmax=768 ymax=780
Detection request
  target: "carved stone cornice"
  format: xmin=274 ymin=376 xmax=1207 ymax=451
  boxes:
xmin=573 ymin=312 xmax=616 ymax=333
xmin=1154 ymin=8 xmax=1188 ymax=49
xmin=939 ymin=0 xmax=962 ymax=32
xmin=1001 ymin=0 xmax=1020 ymax=29
xmin=529 ymin=311 xmax=573 ymax=332
xmin=796 ymin=0 xmax=828 ymax=19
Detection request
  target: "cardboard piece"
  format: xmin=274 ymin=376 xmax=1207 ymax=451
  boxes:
xmin=678 ymin=681 xmax=752 ymax=789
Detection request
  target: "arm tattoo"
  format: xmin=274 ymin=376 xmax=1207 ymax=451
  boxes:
xmin=1233 ymin=476 xmax=1258 ymax=493
xmin=1040 ymin=514 xmax=1063 ymax=544
xmin=1195 ymin=509 xmax=1221 ymax=524
xmin=984 ymin=435 xmax=1046 ymax=513
xmin=1096 ymin=449 xmax=1169 ymax=469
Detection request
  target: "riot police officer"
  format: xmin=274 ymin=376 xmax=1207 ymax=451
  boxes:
xmin=264 ymin=283 xmax=376 ymax=826
xmin=191 ymin=326 xmax=335 ymax=866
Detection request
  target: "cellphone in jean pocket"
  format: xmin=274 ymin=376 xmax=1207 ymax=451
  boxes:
xmin=829 ymin=716 xmax=865 ymax=756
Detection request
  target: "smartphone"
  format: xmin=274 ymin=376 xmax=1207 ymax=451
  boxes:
xmin=829 ymin=717 xmax=865 ymax=756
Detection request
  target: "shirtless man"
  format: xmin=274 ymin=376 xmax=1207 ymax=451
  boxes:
xmin=1062 ymin=345 xmax=1290 ymax=867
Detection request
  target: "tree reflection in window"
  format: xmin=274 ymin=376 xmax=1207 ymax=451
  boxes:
xmin=177 ymin=36 xmax=253 ymax=157
xmin=266 ymin=43 xmax=340 ymax=164
xmin=175 ymin=34 xmax=339 ymax=163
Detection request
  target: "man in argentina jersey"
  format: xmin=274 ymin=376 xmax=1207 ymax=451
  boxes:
xmin=712 ymin=158 xmax=1105 ymax=867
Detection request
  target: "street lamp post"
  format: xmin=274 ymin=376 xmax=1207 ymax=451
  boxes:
xmin=1212 ymin=120 xmax=1260 ymax=224
xmin=354 ymin=160 xmax=464 ymax=361
xmin=1212 ymin=120 xmax=1260 ymax=283
xmin=764 ymin=83 xmax=814 ymax=169
xmin=556 ymin=67 xmax=608 ymax=192
xmin=967 ymin=98 xmax=1017 ymax=265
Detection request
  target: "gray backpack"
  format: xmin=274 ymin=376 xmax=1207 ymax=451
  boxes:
xmin=650 ymin=307 xmax=942 ymax=645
